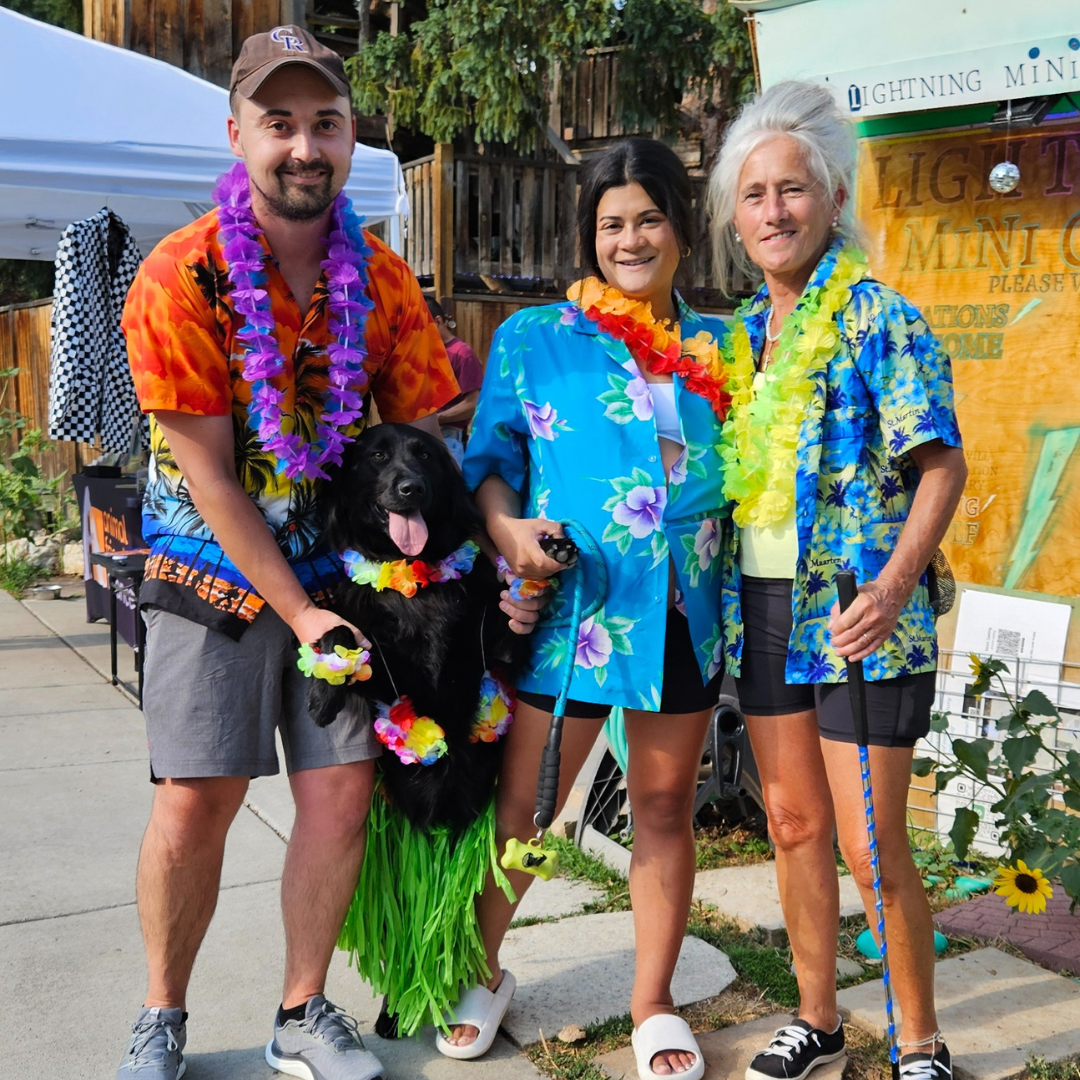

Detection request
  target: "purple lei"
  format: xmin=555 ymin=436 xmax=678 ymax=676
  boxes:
xmin=212 ymin=161 xmax=374 ymax=481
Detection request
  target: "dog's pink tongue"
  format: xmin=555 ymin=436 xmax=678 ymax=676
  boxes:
xmin=388 ymin=510 xmax=429 ymax=557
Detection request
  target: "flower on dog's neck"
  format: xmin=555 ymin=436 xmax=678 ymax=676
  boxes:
xmin=342 ymin=540 xmax=480 ymax=598
xmin=375 ymin=670 xmax=517 ymax=765
xmin=374 ymin=697 xmax=448 ymax=765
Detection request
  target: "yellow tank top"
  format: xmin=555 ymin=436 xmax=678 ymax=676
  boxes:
xmin=738 ymin=370 xmax=799 ymax=579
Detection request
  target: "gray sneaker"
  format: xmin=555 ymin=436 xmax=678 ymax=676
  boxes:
xmin=266 ymin=995 xmax=385 ymax=1080
xmin=115 ymin=1006 xmax=186 ymax=1079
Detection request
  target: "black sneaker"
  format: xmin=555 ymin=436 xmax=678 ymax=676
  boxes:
xmin=745 ymin=1018 xmax=845 ymax=1080
xmin=900 ymin=1043 xmax=952 ymax=1080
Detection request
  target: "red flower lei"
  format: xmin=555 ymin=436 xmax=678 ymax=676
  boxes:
xmin=568 ymin=277 xmax=731 ymax=421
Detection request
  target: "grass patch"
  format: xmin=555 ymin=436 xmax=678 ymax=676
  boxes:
xmin=546 ymin=835 xmax=631 ymax=913
xmin=695 ymin=820 xmax=772 ymax=871
xmin=1024 ymin=1055 xmax=1080 ymax=1080
xmin=0 ymin=556 xmax=39 ymax=597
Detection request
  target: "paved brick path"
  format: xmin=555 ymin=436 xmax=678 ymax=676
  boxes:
xmin=934 ymin=888 xmax=1080 ymax=973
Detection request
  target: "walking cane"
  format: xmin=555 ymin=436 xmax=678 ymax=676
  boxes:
xmin=835 ymin=570 xmax=900 ymax=1080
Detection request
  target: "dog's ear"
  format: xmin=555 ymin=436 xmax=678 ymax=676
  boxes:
xmin=439 ymin=446 xmax=483 ymax=536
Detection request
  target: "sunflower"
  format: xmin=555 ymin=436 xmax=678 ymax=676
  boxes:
xmin=993 ymin=860 xmax=1053 ymax=914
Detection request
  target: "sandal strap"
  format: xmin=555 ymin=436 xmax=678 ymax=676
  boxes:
xmin=632 ymin=1012 xmax=703 ymax=1073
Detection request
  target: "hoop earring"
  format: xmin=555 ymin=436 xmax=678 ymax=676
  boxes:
xmin=682 ymin=245 xmax=692 ymax=258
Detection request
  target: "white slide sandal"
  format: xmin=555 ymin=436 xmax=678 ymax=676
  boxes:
xmin=631 ymin=1013 xmax=706 ymax=1080
xmin=435 ymin=970 xmax=517 ymax=1060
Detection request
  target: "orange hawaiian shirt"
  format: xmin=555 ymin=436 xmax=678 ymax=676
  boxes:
xmin=122 ymin=208 xmax=459 ymax=637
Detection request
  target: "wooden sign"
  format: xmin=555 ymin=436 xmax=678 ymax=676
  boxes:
xmin=856 ymin=124 xmax=1080 ymax=598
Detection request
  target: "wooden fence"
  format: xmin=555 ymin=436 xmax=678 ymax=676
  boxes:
xmin=402 ymin=146 xmax=748 ymax=309
xmin=0 ymin=300 xmax=97 ymax=486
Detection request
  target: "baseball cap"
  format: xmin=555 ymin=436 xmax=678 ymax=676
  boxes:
xmin=230 ymin=25 xmax=350 ymax=100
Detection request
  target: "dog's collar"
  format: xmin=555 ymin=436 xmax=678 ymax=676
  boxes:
xmin=341 ymin=540 xmax=480 ymax=598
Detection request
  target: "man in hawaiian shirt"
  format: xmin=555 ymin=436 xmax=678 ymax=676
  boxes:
xmin=114 ymin=27 xmax=538 ymax=1080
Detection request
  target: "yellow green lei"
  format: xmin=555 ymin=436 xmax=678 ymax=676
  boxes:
xmin=717 ymin=246 xmax=869 ymax=528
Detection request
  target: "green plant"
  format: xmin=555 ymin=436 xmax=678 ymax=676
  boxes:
xmin=0 ymin=555 xmax=40 ymax=597
xmin=908 ymin=829 xmax=993 ymax=899
xmin=913 ymin=655 xmax=1080 ymax=910
xmin=1025 ymin=1054 xmax=1080 ymax=1080
xmin=348 ymin=0 xmax=752 ymax=150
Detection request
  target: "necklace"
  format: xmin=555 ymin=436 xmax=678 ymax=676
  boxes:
xmin=212 ymin=161 xmax=373 ymax=482
xmin=718 ymin=243 xmax=869 ymax=528
xmin=764 ymin=306 xmax=782 ymax=343
xmin=341 ymin=540 xmax=480 ymax=598
xmin=568 ymin=277 xmax=730 ymax=420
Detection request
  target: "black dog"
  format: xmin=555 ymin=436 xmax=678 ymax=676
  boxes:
xmin=308 ymin=423 xmax=526 ymax=832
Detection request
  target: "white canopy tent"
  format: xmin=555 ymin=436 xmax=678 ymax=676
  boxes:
xmin=0 ymin=6 xmax=408 ymax=261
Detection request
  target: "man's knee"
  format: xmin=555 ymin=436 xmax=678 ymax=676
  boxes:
xmin=149 ymin=776 xmax=248 ymax=848
xmin=291 ymin=760 xmax=375 ymax=840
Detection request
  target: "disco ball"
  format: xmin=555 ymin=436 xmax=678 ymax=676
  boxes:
xmin=989 ymin=161 xmax=1021 ymax=194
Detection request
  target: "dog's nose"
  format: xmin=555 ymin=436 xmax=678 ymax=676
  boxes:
xmin=396 ymin=478 xmax=427 ymax=499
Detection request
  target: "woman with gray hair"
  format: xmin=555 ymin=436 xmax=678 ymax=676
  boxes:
xmin=707 ymin=81 xmax=967 ymax=1080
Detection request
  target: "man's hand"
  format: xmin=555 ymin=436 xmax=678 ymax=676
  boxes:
xmin=290 ymin=605 xmax=370 ymax=650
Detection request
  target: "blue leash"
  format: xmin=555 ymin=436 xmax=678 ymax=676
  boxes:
xmin=532 ymin=521 xmax=607 ymax=832
xmin=836 ymin=571 xmax=899 ymax=1079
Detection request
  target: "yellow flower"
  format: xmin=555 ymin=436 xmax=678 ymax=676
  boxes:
xmin=994 ymin=860 xmax=1053 ymax=914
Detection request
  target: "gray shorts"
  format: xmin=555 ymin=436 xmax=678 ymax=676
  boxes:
xmin=141 ymin=606 xmax=380 ymax=780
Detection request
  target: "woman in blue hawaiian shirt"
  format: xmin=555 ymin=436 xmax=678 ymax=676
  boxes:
xmin=707 ymin=82 xmax=968 ymax=1080
xmin=441 ymin=140 xmax=729 ymax=1080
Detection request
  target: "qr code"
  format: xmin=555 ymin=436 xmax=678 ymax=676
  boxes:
xmin=996 ymin=628 xmax=1022 ymax=656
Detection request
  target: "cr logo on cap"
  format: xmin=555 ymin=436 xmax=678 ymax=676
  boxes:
xmin=271 ymin=27 xmax=306 ymax=52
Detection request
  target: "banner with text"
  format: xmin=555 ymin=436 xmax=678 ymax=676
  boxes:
xmin=856 ymin=125 xmax=1080 ymax=597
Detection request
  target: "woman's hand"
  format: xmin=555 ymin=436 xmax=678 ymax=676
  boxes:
xmin=488 ymin=514 xmax=567 ymax=580
xmin=828 ymin=576 xmax=907 ymax=662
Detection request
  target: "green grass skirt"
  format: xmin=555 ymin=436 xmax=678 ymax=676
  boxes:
xmin=337 ymin=786 xmax=516 ymax=1037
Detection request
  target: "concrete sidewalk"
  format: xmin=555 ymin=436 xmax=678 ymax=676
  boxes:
xmin=0 ymin=589 xmax=537 ymax=1079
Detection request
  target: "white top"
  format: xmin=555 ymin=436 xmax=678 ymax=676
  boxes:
xmin=650 ymin=382 xmax=684 ymax=445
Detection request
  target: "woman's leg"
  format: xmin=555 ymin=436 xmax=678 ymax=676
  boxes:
xmin=443 ymin=700 xmax=606 ymax=1047
xmin=622 ymin=706 xmax=713 ymax=1076
xmin=820 ymin=740 xmax=940 ymax=1049
xmin=744 ymin=710 xmax=841 ymax=1032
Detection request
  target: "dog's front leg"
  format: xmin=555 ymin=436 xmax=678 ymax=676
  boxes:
xmin=305 ymin=625 xmax=357 ymax=727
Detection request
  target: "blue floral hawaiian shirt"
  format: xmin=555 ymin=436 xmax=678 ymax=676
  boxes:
xmin=464 ymin=298 xmax=729 ymax=711
xmin=721 ymin=242 xmax=963 ymax=684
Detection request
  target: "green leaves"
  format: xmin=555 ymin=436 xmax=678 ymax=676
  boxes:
xmin=1001 ymin=734 xmax=1043 ymax=777
xmin=1059 ymin=863 xmax=1080 ymax=909
xmin=952 ymin=738 xmax=993 ymax=782
xmin=346 ymin=0 xmax=751 ymax=149
xmin=936 ymin=656 xmax=1077 ymax=900
xmin=949 ymin=807 xmax=981 ymax=861
xmin=1019 ymin=689 xmax=1059 ymax=718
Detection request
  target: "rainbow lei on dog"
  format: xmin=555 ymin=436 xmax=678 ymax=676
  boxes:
xmin=569 ymin=277 xmax=731 ymax=420
xmin=374 ymin=671 xmax=516 ymax=764
xmin=213 ymin=161 xmax=373 ymax=481
xmin=717 ymin=244 xmax=869 ymax=528
xmin=495 ymin=556 xmax=555 ymax=601
xmin=342 ymin=540 xmax=480 ymax=598
xmin=296 ymin=642 xmax=372 ymax=685
xmin=373 ymin=697 xmax=448 ymax=765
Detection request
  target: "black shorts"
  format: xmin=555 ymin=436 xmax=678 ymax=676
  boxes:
xmin=734 ymin=576 xmax=934 ymax=748
xmin=517 ymin=608 xmax=721 ymax=719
